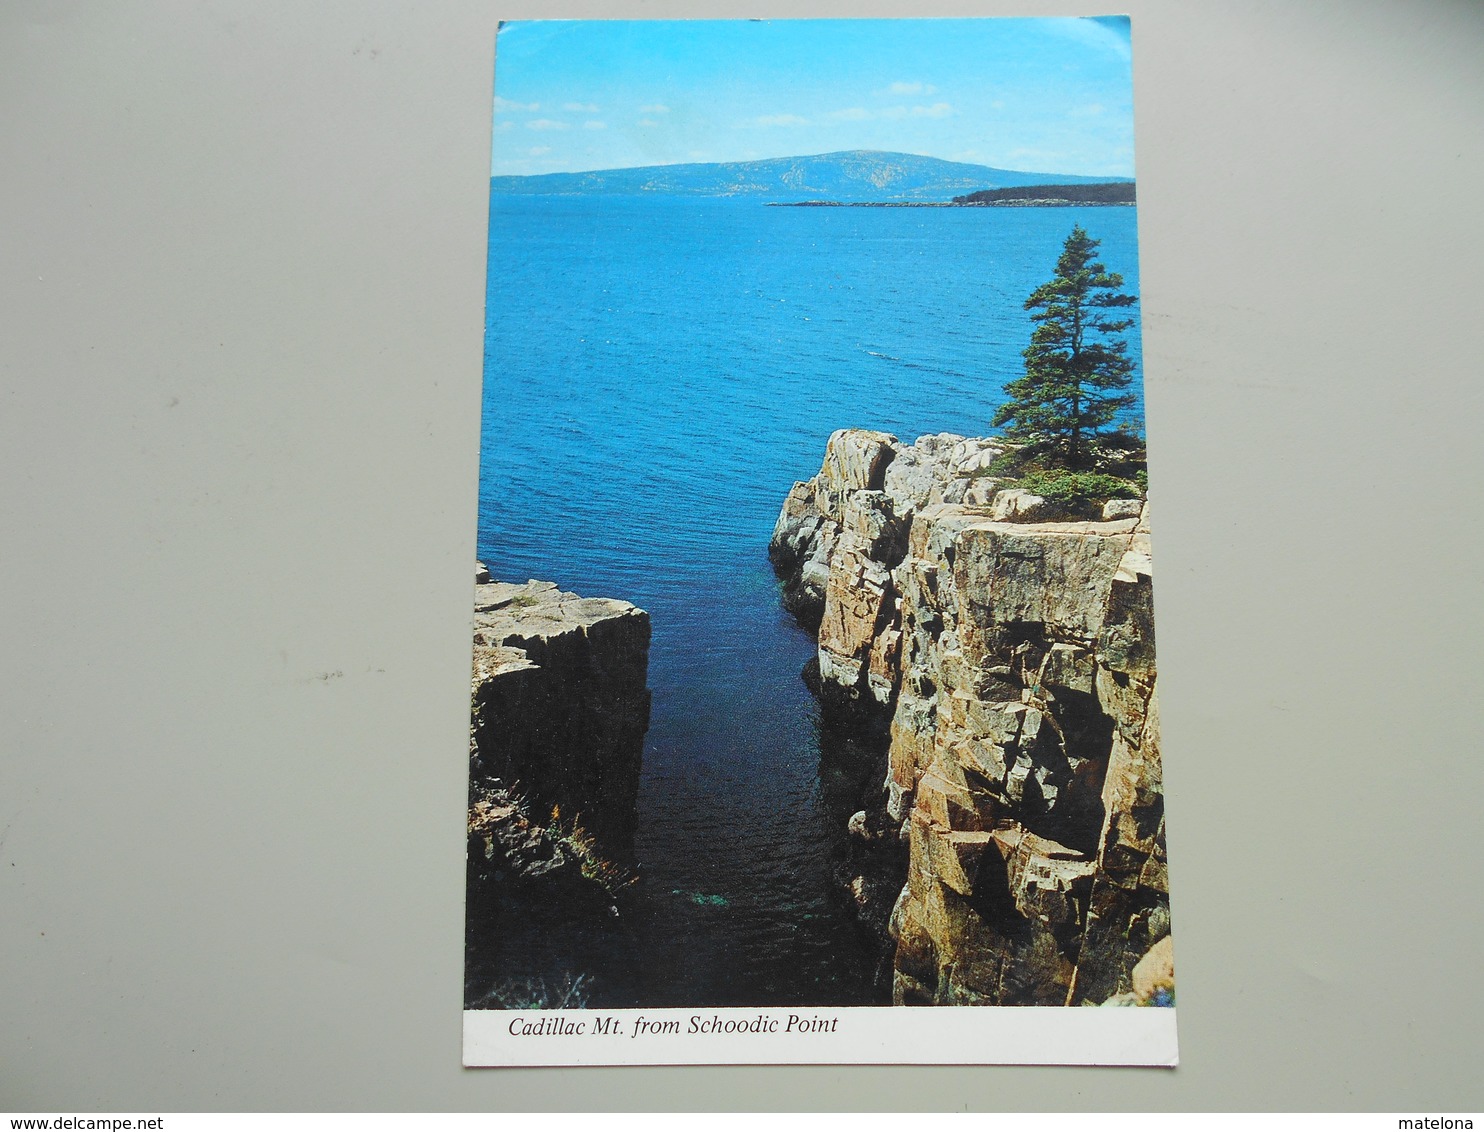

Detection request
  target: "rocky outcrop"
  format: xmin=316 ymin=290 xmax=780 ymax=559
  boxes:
xmin=771 ymin=430 xmax=1003 ymax=718
xmin=468 ymin=574 xmax=651 ymax=850
xmin=464 ymin=570 xmax=652 ymax=1009
xmin=771 ymin=430 xmax=1173 ymax=1007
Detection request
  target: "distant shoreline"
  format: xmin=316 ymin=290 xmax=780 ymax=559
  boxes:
xmin=766 ymin=200 xmax=1135 ymax=208
xmin=773 ymin=180 xmax=1136 ymax=208
xmin=488 ymin=151 xmax=1134 ymax=203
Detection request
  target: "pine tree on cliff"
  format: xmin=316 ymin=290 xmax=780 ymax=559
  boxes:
xmin=993 ymin=225 xmax=1138 ymax=470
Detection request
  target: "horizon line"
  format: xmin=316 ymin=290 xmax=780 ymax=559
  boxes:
xmin=489 ymin=148 xmax=1135 ymax=181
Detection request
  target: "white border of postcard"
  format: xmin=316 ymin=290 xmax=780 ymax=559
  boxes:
xmin=464 ymin=1005 xmax=1178 ymax=1067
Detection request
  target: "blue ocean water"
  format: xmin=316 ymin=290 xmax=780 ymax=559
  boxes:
xmin=475 ymin=195 xmax=1142 ymax=1006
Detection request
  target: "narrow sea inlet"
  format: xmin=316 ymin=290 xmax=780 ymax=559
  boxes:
xmin=473 ymin=194 xmax=1142 ymax=1007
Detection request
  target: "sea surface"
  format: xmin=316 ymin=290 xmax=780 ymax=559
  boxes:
xmin=474 ymin=194 xmax=1143 ymax=1007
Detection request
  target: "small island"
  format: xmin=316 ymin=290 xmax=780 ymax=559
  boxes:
xmin=768 ymin=182 xmax=1136 ymax=208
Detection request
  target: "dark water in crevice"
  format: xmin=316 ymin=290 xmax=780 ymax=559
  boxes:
xmin=472 ymin=195 xmax=1142 ymax=1007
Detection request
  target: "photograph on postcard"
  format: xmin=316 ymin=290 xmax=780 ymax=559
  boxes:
xmin=464 ymin=17 xmax=1175 ymax=1066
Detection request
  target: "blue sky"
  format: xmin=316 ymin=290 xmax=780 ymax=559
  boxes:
xmin=491 ymin=18 xmax=1134 ymax=178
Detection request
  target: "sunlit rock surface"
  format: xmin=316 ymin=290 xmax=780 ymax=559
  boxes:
xmin=772 ymin=429 xmax=1173 ymax=1006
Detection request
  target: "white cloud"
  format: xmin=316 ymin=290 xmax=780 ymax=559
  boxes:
xmin=583 ymin=120 xmax=606 ymax=130
xmin=528 ymin=146 xmax=551 ymax=156
xmin=884 ymin=81 xmax=937 ymax=96
xmin=754 ymin=113 xmax=808 ymax=127
xmin=563 ymin=102 xmax=600 ymax=112
xmin=638 ymin=119 xmax=660 ymax=128
xmin=827 ymin=107 xmax=873 ymax=121
xmin=880 ymin=102 xmax=954 ymax=120
xmin=639 ymin=103 xmax=670 ymax=114
xmin=527 ymin=119 xmax=570 ymax=131
xmin=494 ymin=96 xmax=540 ymax=112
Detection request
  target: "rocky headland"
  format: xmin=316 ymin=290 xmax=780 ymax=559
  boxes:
xmin=770 ymin=429 xmax=1173 ymax=1007
xmin=469 ymin=571 xmax=651 ymax=847
xmin=464 ymin=569 xmax=652 ymax=1008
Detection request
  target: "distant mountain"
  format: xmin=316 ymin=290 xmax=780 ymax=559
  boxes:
xmin=490 ymin=150 xmax=1132 ymax=203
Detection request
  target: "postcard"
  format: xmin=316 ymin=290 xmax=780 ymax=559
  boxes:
xmin=464 ymin=17 xmax=1176 ymax=1067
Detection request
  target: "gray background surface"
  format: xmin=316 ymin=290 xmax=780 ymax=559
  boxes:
xmin=3 ymin=0 xmax=1481 ymax=1112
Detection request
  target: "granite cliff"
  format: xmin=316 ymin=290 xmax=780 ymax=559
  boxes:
xmin=468 ymin=571 xmax=651 ymax=848
xmin=771 ymin=429 xmax=1173 ymax=1007
xmin=464 ymin=569 xmax=652 ymax=1008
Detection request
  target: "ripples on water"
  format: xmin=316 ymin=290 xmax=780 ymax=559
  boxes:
xmin=475 ymin=195 xmax=1142 ymax=1007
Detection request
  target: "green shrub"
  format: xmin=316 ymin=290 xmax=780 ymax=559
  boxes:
xmin=1019 ymin=471 xmax=1140 ymax=508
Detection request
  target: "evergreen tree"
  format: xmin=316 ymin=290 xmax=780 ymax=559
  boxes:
xmin=993 ymin=225 xmax=1138 ymax=470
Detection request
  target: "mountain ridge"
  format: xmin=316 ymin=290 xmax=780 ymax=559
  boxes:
xmin=491 ymin=149 xmax=1133 ymax=202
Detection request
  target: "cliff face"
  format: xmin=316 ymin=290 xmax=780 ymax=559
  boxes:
xmin=771 ymin=429 xmax=1172 ymax=1007
xmin=465 ymin=572 xmax=652 ymax=1009
xmin=469 ymin=575 xmax=651 ymax=849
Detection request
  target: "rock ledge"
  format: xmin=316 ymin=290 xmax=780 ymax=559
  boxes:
xmin=469 ymin=573 xmax=652 ymax=851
